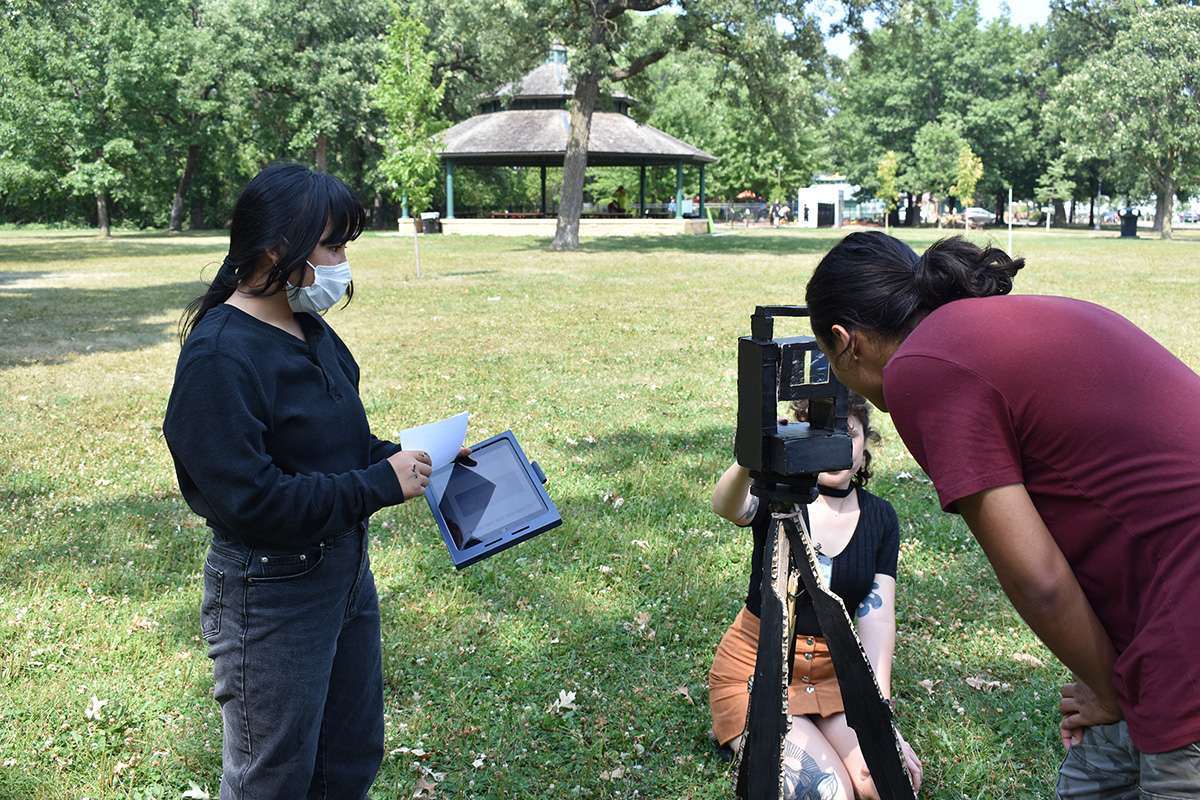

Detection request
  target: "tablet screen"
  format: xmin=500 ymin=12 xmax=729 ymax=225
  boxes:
xmin=429 ymin=436 xmax=549 ymax=549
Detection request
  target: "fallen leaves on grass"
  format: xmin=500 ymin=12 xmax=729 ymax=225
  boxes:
xmin=390 ymin=745 xmax=430 ymax=758
xmin=548 ymin=689 xmax=577 ymax=715
xmin=623 ymin=611 xmax=655 ymax=641
xmin=965 ymin=676 xmax=1008 ymax=693
xmin=602 ymin=491 xmax=624 ymax=508
xmin=600 ymin=765 xmax=626 ymax=780
xmin=412 ymin=774 xmax=439 ymax=798
xmin=672 ymin=686 xmax=695 ymax=705
xmin=181 ymin=782 xmax=210 ymax=799
xmin=84 ymin=696 xmax=108 ymax=720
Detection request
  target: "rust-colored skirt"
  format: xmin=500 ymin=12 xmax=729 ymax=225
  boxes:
xmin=708 ymin=607 xmax=844 ymax=746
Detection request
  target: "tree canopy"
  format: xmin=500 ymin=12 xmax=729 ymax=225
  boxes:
xmin=1051 ymin=4 xmax=1200 ymax=238
xmin=0 ymin=0 xmax=1196 ymax=236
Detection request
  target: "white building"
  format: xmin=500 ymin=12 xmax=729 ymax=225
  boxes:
xmin=795 ymin=175 xmax=856 ymax=228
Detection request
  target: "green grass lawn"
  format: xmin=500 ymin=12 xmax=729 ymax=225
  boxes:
xmin=2 ymin=224 xmax=1198 ymax=799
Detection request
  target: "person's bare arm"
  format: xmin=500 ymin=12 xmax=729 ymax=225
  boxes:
xmin=712 ymin=463 xmax=758 ymax=526
xmin=955 ymin=484 xmax=1122 ymax=737
xmin=855 ymin=574 xmax=897 ymax=700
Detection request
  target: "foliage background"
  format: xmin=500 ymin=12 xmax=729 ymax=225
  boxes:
xmin=3 ymin=226 xmax=1200 ymax=798
xmin=3 ymin=0 xmax=1196 ymax=235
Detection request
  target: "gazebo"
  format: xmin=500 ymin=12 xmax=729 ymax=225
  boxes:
xmin=436 ymin=46 xmax=717 ymax=234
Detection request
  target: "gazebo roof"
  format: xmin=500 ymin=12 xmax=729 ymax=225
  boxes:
xmin=439 ymin=109 xmax=717 ymax=167
xmin=439 ymin=44 xmax=715 ymax=169
xmin=488 ymin=59 xmax=634 ymax=105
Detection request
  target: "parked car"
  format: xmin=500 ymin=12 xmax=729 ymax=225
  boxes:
xmin=1181 ymin=210 xmax=1200 ymax=224
xmin=963 ymin=207 xmax=997 ymax=225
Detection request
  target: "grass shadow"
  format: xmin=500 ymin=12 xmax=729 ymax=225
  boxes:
xmin=0 ymin=280 xmax=198 ymax=369
xmin=0 ymin=230 xmax=228 ymax=264
xmin=0 ymin=487 xmax=203 ymax=609
xmin=576 ymin=232 xmax=839 ymax=256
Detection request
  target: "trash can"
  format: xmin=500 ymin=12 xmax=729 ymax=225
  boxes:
xmin=1119 ymin=208 xmax=1140 ymax=238
xmin=420 ymin=211 xmax=440 ymax=234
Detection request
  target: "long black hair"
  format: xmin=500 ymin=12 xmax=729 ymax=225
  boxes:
xmin=179 ymin=162 xmax=366 ymax=342
xmin=805 ymin=231 xmax=1025 ymax=347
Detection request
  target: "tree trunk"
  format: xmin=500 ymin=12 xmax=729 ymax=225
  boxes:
xmin=552 ymin=68 xmax=602 ymax=251
xmin=1155 ymin=175 xmax=1175 ymax=239
xmin=190 ymin=203 xmax=205 ymax=231
xmin=373 ymin=192 xmax=386 ymax=230
xmin=1053 ymin=198 xmax=1067 ymax=226
xmin=96 ymin=192 xmax=111 ymax=237
xmin=169 ymin=144 xmax=200 ymax=233
xmin=315 ymin=133 xmax=328 ymax=174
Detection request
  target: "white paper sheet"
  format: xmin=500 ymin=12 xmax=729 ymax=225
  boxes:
xmin=397 ymin=411 xmax=469 ymax=470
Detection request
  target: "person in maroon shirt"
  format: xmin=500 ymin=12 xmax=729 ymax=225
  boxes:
xmin=804 ymin=231 xmax=1200 ymax=798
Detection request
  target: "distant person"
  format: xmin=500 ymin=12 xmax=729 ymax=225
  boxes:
xmin=608 ymin=185 xmax=628 ymax=214
xmin=805 ymin=231 xmax=1200 ymax=799
xmin=709 ymin=391 xmax=921 ymax=799
xmin=163 ymin=162 xmax=468 ymax=799
xmin=668 ymin=196 xmax=677 ymax=216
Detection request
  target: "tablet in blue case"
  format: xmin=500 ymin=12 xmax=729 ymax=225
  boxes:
xmin=425 ymin=430 xmax=561 ymax=569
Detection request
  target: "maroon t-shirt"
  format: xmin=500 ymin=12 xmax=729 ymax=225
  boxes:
xmin=884 ymin=295 xmax=1200 ymax=753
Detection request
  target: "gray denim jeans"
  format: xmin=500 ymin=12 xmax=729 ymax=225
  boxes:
xmin=202 ymin=524 xmax=384 ymax=800
xmin=1057 ymin=721 xmax=1200 ymax=800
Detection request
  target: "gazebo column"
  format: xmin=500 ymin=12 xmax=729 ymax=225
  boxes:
xmin=699 ymin=166 xmax=707 ymax=216
xmin=445 ymin=160 xmax=456 ymax=219
xmin=540 ymin=166 xmax=547 ymax=216
xmin=639 ymin=165 xmax=647 ymax=217
xmin=674 ymin=161 xmax=683 ymax=219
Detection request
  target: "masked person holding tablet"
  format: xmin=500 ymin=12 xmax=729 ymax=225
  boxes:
xmin=163 ymin=162 xmax=465 ymax=800
xmin=805 ymin=231 xmax=1200 ymax=798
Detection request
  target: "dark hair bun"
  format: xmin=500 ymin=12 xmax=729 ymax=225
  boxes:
xmin=915 ymin=237 xmax=1025 ymax=310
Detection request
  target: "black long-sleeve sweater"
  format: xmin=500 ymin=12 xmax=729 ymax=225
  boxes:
xmin=163 ymin=304 xmax=405 ymax=546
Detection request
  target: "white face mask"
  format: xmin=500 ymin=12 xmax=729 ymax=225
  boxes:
xmin=287 ymin=260 xmax=351 ymax=313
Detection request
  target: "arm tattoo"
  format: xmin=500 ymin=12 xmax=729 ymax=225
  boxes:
xmin=856 ymin=581 xmax=883 ymax=618
xmin=736 ymin=495 xmax=760 ymax=526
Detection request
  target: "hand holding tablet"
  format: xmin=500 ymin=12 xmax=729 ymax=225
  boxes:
xmin=401 ymin=414 xmax=561 ymax=569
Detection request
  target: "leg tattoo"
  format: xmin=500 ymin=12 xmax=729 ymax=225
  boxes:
xmin=782 ymin=742 xmax=840 ymax=800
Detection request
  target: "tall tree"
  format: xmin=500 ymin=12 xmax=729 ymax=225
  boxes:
xmin=1052 ymin=5 xmax=1200 ymax=239
xmin=537 ymin=1 xmax=680 ymax=251
xmin=876 ymin=150 xmax=900 ymax=232
xmin=911 ymin=120 xmax=969 ymax=226
xmin=0 ymin=0 xmax=182 ymax=234
xmin=375 ymin=9 xmax=446 ymax=275
xmin=512 ymin=0 xmax=830 ymax=250
xmin=210 ymin=0 xmax=389 ymax=177
xmin=1034 ymin=156 xmax=1077 ymax=227
xmin=631 ymin=37 xmax=828 ymax=204
xmin=830 ymin=0 xmax=1043 ymax=220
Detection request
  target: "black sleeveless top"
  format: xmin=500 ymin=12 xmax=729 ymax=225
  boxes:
xmin=742 ymin=487 xmax=899 ymax=635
